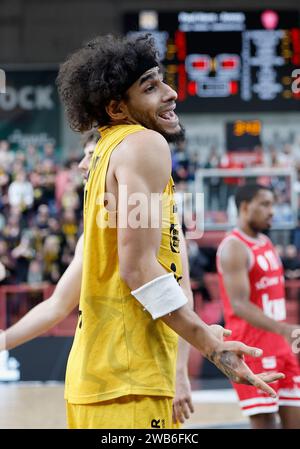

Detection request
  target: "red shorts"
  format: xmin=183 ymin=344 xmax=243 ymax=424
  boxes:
xmin=233 ymin=351 xmax=300 ymax=416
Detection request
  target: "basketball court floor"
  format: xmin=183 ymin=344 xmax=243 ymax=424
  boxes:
xmin=0 ymin=381 xmax=248 ymax=429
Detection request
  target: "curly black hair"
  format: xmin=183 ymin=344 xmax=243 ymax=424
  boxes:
xmin=56 ymin=34 xmax=159 ymax=132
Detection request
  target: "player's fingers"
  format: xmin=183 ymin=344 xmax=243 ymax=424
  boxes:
xmin=173 ymin=399 xmax=185 ymax=424
xmin=180 ymin=400 xmax=191 ymax=421
xmin=258 ymin=372 xmax=285 ymax=383
xmin=186 ymin=396 xmax=195 ymax=414
xmin=224 ymin=341 xmax=263 ymax=358
xmin=210 ymin=324 xmax=232 ymax=340
xmin=246 ymin=373 xmax=277 ymax=398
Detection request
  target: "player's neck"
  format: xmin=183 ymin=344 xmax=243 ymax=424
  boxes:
xmin=238 ymin=223 xmax=259 ymax=239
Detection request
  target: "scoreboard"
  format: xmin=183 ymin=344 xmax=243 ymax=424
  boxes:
xmin=124 ymin=10 xmax=300 ymax=113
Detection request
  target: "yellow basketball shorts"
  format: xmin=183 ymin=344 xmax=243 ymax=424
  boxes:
xmin=66 ymin=395 xmax=181 ymax=429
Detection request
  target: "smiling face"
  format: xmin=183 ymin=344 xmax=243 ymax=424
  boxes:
xmin=121 ymin=67 xmax=185 ymax=142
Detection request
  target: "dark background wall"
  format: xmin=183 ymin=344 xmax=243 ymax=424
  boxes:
xmin=1 ymin=0 xmax=300 ymax=64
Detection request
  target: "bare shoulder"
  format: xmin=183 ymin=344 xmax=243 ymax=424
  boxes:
xmin=112 ymin=129 xmax=171 ymax=169
xmin=124 ymin=128 xmax=169 ymax=149
xmin=111 ymin=129 xmax=172 ymax=193
xmin=219 ymin=237 xmax=249 ymax=271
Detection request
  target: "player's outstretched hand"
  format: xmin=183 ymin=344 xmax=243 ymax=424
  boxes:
xmin=209 ymin=341 xmax=285 ymax=398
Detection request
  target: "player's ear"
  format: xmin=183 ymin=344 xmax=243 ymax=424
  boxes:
xmin=106 ymin=100 xmax=128 ymax=122
xmin=240 ymin=201 xmax=248 ymax=214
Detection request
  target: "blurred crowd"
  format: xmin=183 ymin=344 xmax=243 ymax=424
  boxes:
xmin=0 ymin=139 xmax=84 ymax=285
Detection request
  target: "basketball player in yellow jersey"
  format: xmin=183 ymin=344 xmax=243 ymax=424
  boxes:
xmin=57 ymin=34 xmax=283 ymax=428
xmin=0 ymin=133 xmax=211 ymax=426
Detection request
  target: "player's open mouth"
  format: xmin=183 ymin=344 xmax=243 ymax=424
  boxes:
xmin=158 ymin=109 xmax=179 ymax=125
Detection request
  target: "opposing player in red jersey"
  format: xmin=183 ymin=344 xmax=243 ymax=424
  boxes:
xmin=217 ymin=184 xmax=300 ymax=428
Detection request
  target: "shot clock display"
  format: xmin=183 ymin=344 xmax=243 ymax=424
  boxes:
xmin=226 ymin=120 xmax=262 ymax=152
xmin=124 ymin=10 xmax=300 ymax=112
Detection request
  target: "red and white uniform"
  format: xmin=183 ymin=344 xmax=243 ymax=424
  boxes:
xmin=217 ymin=228 xmax=300 ymax=416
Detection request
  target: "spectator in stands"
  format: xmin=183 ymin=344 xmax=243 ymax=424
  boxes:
xmin=61 ymin=209 xmax=79 ymax=243
xmin=61 ymin=181 xmax=80 ymax=212
xmin=43 ymin=142 xmax=58 ymax=164
xmin=0 ymin=164 xmax=10 ymax=201
xmin=0 ymin=212 xmax=5 ymax=232
xmin=187 ymin=240 xmax=211 ymax=302
xmin=2 ymin=209 xmax=22 ymax=249
xmin=39 ymin=159 xmax=57 ymax=214
xmin=281 ymin=244 xmax=300 ymax=280
xmin=187 ymin=151 xmax=201 ymax=185
xmin=28 ymin=162 xmax=44 ymax=210
xmin=219 ymin=153 xmax=244 ymax=210
xmin=47 ymin=216 xmax=63 ymax=235
xmin=26 ymin=145 xmax=40 ymax=172
xmin=42 ymin=235 xmax=61 ymax=283
xmin=55 ymin=157 xmax=83 ymax=212
xmin=0 ymin=140 xmax=15 ymax=171
xmin=292 ymin=216 xmax=300 ymax=253
xmin=0 ymin=238 xmax=14 ymax=283
xmin=8 ymin=171 xmax=34 ymax=211
xmin=172 ymin=138 xmax=190 ymax=183
xmin=278 ymin=144 xmax=293 ymax=168
xmin=204 ymin=146 xmax=221 ymax=211
xmin=267 ymin=145 xmax=281 ymax=168
xmin=274 ymin=195 xmax=293 ymax=225
xmin=11 ymin=159 xmax=25 ymax=179
xmin=11 ymin=234 xmax=34 ymax=283
xmin=27 ymin=259 xmax=43 ymax=285
xmin=251 ymin=145 xmax=266 ymax=167
xmin=32 ymin=204 xmax=53 ymax=240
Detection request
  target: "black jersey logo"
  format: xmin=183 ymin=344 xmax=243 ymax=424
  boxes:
xmin=78 ymin=310 xmax=83 ymax=329
xmin=151 ymin=419 xmax=161 ymax=428
xmin=170 ymin=223 xmax=180 ymax=253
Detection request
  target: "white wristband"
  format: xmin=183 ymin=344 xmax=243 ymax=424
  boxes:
xmin=131 ymin=273 xmax=188 ymax=320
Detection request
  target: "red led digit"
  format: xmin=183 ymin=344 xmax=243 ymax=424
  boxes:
xmin=177 ymin=64 xmax=187 ymax=101
xmin=187 ymin=80 xmax=197 ymax=96
xmin=222 ymin=59 xmax=237 ymax=69
xmin=192 ymin=59 xmax=209 ymax=70
xmin=175 ymin=30 xmax=187 ymax=61
xmin=229 ymin=81 xmax=238 ymax=94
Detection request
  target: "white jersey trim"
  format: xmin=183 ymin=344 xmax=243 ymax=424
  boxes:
xmin=242 ymin=405 xmax=278 ymax=416
xmin=278 ymin=388 xmax=300 ymax=399
xmin=240 ymin=397 xmax=277 ymax=407
xmin=278 ymin=400 xmax=300 ymax=407
xmin=217 ymin=234 xmax=255 ymax=274
xmin=234 ymin=228 xmax=268 ymax=246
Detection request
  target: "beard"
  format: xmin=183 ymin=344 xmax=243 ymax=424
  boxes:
xmin=160 ymin=123 xmax=185 ymax=143
xmin=127 ymin=106 xmax=186 ymax=143
xmin=249 ymin=220 xmax=270 ymax=233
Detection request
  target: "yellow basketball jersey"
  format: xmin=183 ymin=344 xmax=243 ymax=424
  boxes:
xmin=65 ymin=124 xmax=182 ymax=404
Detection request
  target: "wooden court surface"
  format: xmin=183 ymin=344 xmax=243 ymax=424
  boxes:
xmin=0 ymin=383 xmax=245 ymax=429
